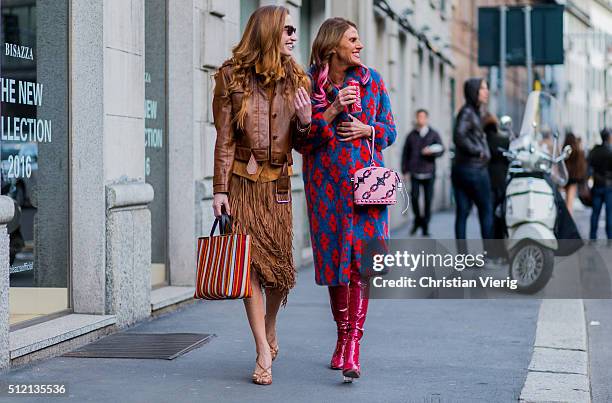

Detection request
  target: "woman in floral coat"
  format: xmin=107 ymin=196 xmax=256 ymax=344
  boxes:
xmin=294 ymin=17 xmax=396 ymax=382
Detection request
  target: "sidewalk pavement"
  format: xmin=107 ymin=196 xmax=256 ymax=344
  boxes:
xmin=3 ymin=206 xmax=610 ymax=402
xmin=0 ymin=211 xmax=543 ymax=402
xmin=573 ymin=202 xmax=612 ymax=402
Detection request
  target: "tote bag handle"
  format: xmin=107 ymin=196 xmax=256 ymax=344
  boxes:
xmin=210 ymin=214 xmax=232 ymax=237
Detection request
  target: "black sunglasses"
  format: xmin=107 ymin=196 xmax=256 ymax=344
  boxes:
xmin=284 ymin=25 xmax=297 ymax=36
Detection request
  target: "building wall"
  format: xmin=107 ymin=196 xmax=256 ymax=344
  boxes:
xmin=451 ymin=0 xmax=534 ymax=128
xmin=16 ymin=0 xmax=610 ymax=370
xmin=192 ymin=0 xmax=455 ymax=251
xmin=451 ymin=0 xmax=611 ymax=149
xmin=556 ymin=0 xmax=612 ymax=147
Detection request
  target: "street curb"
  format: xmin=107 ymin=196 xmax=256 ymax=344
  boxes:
xmin=520 ymin=299 xmax=591 ymax=403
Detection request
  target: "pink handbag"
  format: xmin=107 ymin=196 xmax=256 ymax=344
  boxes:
xmin=352 ymin=131 xmax=409 ymax=214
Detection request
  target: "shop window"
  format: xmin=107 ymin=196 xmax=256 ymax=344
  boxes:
xmin=145 ymin=0 xmax=168 ymax=288
xmin=240 ymin=0 xmax=259 ymax=32
xmin=2 ymin=0 xmax=70 ymax=326
xmin=299 ymin=0 xmax=326 ymax=67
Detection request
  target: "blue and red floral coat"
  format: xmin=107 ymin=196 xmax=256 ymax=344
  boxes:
xmin=294 ymin=66 xmax=397 ymax=286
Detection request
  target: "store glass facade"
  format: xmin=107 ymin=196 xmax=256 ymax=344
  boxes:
xmin=145 ymin=0 xmax=168 ymax=287
xmin=1 ymin=0 xmax=70 ymax=325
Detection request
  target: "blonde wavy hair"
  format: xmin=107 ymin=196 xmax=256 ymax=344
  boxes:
xmin=217 ymin=5 xmax=309 ymax=129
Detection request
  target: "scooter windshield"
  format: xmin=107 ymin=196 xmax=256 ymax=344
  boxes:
xmin=511 ymin=91 xmax=568 ymax=186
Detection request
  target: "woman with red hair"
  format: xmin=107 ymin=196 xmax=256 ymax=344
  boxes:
xmin=211 ymin=5 xmax=311 ymax=385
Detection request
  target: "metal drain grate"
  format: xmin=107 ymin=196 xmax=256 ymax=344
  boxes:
xmin=63 ymin=333 xmax=214 ymax=360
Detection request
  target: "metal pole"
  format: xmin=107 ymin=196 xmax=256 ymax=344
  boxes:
xmin=586 ymin=50 xmax=591 ymax=144
xmin=499 ymin=6 xmax=507 ymax=116
xmin=605 ymin=35 xmax=611 ymax=127
xmin=524 ymin=6 xmax=533 ymax=94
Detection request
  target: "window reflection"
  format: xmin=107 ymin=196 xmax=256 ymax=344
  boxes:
xmin=2 ymin=0 xmax=69 ymax=324
xmin=145 ymin=0 xmax=168 ymax=287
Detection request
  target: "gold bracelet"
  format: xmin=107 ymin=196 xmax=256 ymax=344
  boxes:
xmin=297 ymin=121 xmax=311 ymax=132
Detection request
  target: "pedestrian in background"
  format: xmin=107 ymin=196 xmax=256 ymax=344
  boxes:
xmin=295 ymin=17 xmax=396 ymax=382
xmin=483 ymin=113 xmax=509 ymax=259
xmin=563 ymin=132 xmax=588 ymax=215
xmin=211 ymin=5 xmax=312 ymax=385
xmin=401 ymin=109 xmax=445 ymax=236
xmin=587 ymin=128 xmax=612 ymax=242
xmin=451 ymin=78 xmax=493 ymax=253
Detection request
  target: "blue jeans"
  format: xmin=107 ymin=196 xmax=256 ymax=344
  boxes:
xmin=451 ymin=165 xmax=494 ymax=241
xmin=590 ymin=186 xmax=612 ymax=240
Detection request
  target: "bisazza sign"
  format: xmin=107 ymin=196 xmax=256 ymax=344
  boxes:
xmin=5 ymin=42 xmax=34 ymax=59
xmin=2 ymin=44 xmax=53 ymax=172
xmin=1 ymin=0 xmax=70 ymax=325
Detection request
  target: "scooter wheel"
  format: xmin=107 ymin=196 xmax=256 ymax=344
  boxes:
xmin=509 ymin=240 xmax=554 ymax=294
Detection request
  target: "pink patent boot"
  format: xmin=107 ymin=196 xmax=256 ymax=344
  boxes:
xmin=342 ymin=277 xmax=369 ymax=382
xmin=328 ymin=285 xmax=349 ymax=370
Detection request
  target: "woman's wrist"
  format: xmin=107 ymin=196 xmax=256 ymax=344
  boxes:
xmin=297 ymin=118 xmax=311 ymax=131
xmin=366 ymin=125 xmax=375 ymax=138
xmin=331 ymin=99 xmax=344 ymax=115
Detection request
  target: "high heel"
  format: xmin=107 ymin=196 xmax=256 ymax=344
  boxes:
xmin=328 ymin=285 xmax=349 ymax=370
xmin=270 ymin=344 xmax=279 ymax=361
xmin=252 ymin=356 xmax=272 ymax=385
xmin=342 ymin=277 xmax=369 ymax=382
xmin=265 ymin=315 xmax=279 ymax=361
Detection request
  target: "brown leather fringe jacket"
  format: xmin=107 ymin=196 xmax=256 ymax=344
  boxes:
xmin=212 ymin=62 xmax=310 ymax=195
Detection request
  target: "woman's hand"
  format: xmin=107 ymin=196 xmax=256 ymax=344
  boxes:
xmin=337 ymin=115 xmax=373 ymax=142
xmin=294 ymin=87 xmax=312 ymax=125
xmin=213 ymin=193 xmax=230 ymax=217
xmin=331 ymin=86 xmax=357 ymax=114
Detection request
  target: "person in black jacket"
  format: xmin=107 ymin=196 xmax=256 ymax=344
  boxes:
xmin=588 ymin=128 xmax=612 ymax=241
xmin=483 ymin=113 xmax=509 ymax=259
xmin=401 ymin=109 xmax=445 ymax=236
xmin=451 ymin=78 xmax=493 ymax=251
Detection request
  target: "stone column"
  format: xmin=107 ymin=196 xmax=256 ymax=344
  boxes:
xmin=0 ymin=196 xmax=15 ymax=371
xmin=70 ymin=0 xmax=106 ymax=315
xmin=105 ymin=182 xmax=154 ymax=328
xmin=70 ymin=0 xmax=151 ymax=324
xmin=167 ymin=0 xmax=196 ymax=286
xmin=101 ymin=0 xmax=149 ymax=327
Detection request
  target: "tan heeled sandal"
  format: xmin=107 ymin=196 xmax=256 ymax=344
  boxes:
xmin=270 ymin=344 xmax=279 ymax=361
xmin=252 ymin=358 xmax=272 ymax=385
xmin=265 ymin=315 xmax=279 ymax=361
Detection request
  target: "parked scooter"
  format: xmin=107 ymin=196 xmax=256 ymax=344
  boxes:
xmin=502 ymin=91 xmax=573 ymax=293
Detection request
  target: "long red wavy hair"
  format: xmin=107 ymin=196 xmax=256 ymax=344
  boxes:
xmin=217 ymin=5 xmax=309 ymax=129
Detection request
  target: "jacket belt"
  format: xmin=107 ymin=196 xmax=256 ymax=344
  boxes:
xmin=275 ymin=162 xmax=291 ymax=203
xmin=276 ymin=163 xmax=290 ymax=193
xmin=235 ymin=146 xmax=293 ymax=166
xmin=270 ymin=151 xmax=293 ymax=166
xmin=235 ymin=146 xmax=268 ymax=162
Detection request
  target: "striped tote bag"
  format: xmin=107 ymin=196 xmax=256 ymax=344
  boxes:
xmin=194 ymin=215 xmax=252 ymax=300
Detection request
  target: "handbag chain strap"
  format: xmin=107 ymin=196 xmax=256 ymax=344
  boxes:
xmin=364 ymin=126 xmax=376 ymax=167
xmin=363 ymin=127 xmax=410 ymax=215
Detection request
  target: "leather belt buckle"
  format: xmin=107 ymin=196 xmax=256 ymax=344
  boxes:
xmin=275 ymin=181 xmax=291 ymax=204
xmin=275 ymin=165 xmax=291 ymax=204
